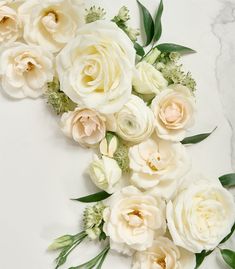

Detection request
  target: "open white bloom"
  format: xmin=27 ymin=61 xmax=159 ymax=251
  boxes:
xmin=133 ymin=62 xmax=168 ymax=95
xmin=129 ymin=138 xmax=190 ymax=200
xmin=18 ymin=0 xmax=84 ymax=53
xmin=103 ymin=186 xmax=166 ymax=255
xmin=167 ymin=177 xmax=235 ymax=253
xmin=61 ymin=108 xmax=106 ymax=147
xmin=56 ymin=21 xmax=135 ymax=114
xmin=113 ymin=95 xmax=155 ymax=144
xmin=0 ymin=42 xmax=54 ymax=98
xmin=132 ymin=236 xmax=195 ymax=269
xmin=88 ymin=155 xmax=122 ymax=194
xmin=0 ymin=1 xmax=22 ymax=45
xmin=151 ymin=85 xmax=195 ymax=142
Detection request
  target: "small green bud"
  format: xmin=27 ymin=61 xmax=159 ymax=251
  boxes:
xmin=117 ymin=6 xmax=130 ymax=22
xmin=126 ymin=27 xmax=140 ymax=42
xmin=48 ymin=235 xmax=73 ymax=251
xmin=83 ymin=202 xmax=106 ymax=240
xmin=144 ymin=48 xmax=161 ymax=65
xmin=85 ymin=6 xmax=106 ymax=24
xmin=169 ymin=52 xmax=180 ymax=62
xmin=113 ymin=142 xmax=130 ymax=173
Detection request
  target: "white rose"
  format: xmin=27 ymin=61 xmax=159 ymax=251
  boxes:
xmin=151 ymin=85 xmax=195 ymax=142
xmin=61 ymin=108 xmax=106 ymax=147
xmin=129 ymin=138 xmax=191 ymax=200
xmin=167 ymin=177 xmax=235 ymax=253
xmin=0 ymin=1 xmax=22 ymax=45
xmin=56 ymin=21 xmax=136 ymax=114
xmin=18 ymin=0 xmax=84 ymax=53
xmin=133 ymin=62 xmax=168 ymax=95
xmin=132 ymin=236 xmax=196 ymax=269
xmin=88 ymin=155 xmax=122 ymax=194
xmin=0 ymin=42 xmax=54 ymax=98
xmin=113 ymin=95 xmax=155 ymax=144
xmin=103 ymin=186 xmax=166 ymax=255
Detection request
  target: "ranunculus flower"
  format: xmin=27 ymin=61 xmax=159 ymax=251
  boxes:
xmin=151 ymin=85 xmax=195 ymax=142
xmin=129 ymin=138 xmax=191 ymax=200
xmin=56 ymin=21 xmax=136 ymax=114
xmin=113 ymin=95 xmax=155 ymax=144
xmin=61 ymin=108 xmax=106 ymax=147
xmin=0 ymin=42 xmax=54 ymax=98
xmin=0 ymin=1 xmax=22 ymax=45
xmin=133 ymin=62 xmax=168 ymax=95
xmin=88 ymin=155 xmax=122 ymax=194
xmin=18 ymin=0 xmax=84 ymax=53
xmin=103 ymin=186 xmax=166 ymax=255
xmin=167 ymin=177 xmax=235 ymax=253
xmin=132 ymin=236 xmax=196 ymax=269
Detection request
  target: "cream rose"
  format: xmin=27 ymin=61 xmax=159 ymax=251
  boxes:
xmin=0 ymin=1 xmax=22 ymax=45
xmin=129 ymin=138 xmax=191 ymax=200
xmin=151 ymin=85 xmax=195 ymax=142
xmin=167 ymin=177 xmax=235 ymax=253
xmin=18 ymin=0 xmax=84 ymax=53
xmin=88 ymin=155 xmax=122 ymax=194
xmin=61 ymin=108 xmax=106 ymax=147
xmin=56 ymin=21 xmax=136 ymax=114
xmin=103 ymin=186 xmax=166 ymax=255
xmin=113 ymin=95 xmax=155 ymax=143
xmin=133 ymin=62 xmax=168 ymax=95
xmin=0 ymin=42 xmax=54 ymax=98
xmin=132 ymin=236 xmax=196 ymax=269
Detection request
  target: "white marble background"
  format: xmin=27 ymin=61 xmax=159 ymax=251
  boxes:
xmin=0 ymin=0 xmax=234 ymax=269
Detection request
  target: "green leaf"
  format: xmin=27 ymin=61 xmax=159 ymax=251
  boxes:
xmin=134 ymin=42 xmax=145 ymax=57
xmin=221 ymin=249 xmax=235 ymax=269
xmin=181 ymin=128 xmax=216 ymax=145
xmin=72 ymin=191 xmax=111 ymax=203
xmin=220 ymin=223 xmax=235 ymax=244
xmin=195 ymin=250 xmax=213 ymax=269
xmin=156 ymin=43 xmax=196 ymax=54
xmin=137 ymin=0 xmax=154 ymax=46
xmin=153 ymin=0 xmax=164 ymax=43
xmin=219 ymin=173 xmax=235 ymax=188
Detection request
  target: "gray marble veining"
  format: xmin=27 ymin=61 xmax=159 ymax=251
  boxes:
xmin=212 ymin=0 xmax=235 ymax=169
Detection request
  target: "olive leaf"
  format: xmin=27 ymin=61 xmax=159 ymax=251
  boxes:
xmin=181 ymin=128 xmax=216 ymax=145
xmin=219 ymin=173 xmax=235 ymax=188
xmin=220 ymin=249 xmax=235 ymax=269
xmin=156 ymin=43 xmax=196 ymax=54
xmin=153 ymin=0 xmax=163 ymax=43
xmin=72 ymin=191 xmax=111 ymax=203
xmin=137 ymin=0 xmax=154 ymax=46
xmin=134 ymin=42 xmax=145 ymax=57
xmin=195 ymin=250 xmax=213 ymax=269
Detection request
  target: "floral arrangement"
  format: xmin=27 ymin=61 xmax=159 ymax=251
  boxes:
xmin=1 ymin=0 xmax=235 ymax=269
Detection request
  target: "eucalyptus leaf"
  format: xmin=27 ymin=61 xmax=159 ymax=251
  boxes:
xmin=137 ymin=0 xmax=154 ymax=46
xmin=219 ymin=173 xmax=235 ymax=188
xmin=72 ymin=191 xmax=111 ymax=203
xmin=195 ymin=250 xmax=213 ymax=269
xmin=181 ymin=128 xmax=216 ymax=145
xmin=134 ymin=42 xmax=145 ymax=56
xmin=220 ymin=223 xmax=235 ymax=244
xmin=156 ymin=43 xmax=196 ymax=54
xmin=221 ymin=249 xmax=235 ymax=269
xmin=153 ymin=0 xmax=163 ymax=43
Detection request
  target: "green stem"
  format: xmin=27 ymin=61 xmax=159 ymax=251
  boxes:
xmin=69 ymin=245 xmax=110 ymax=269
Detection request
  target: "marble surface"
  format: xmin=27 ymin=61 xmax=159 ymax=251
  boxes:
xmin=0 ymin=0 xmax=234 ymax=269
